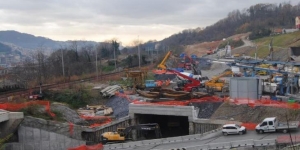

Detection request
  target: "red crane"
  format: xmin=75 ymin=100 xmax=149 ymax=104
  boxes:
xmin=167 ymin=69 xmax=201 ymax=92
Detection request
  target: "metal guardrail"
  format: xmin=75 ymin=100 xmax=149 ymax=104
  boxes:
xmin=103 ymin=128 xmax=222 ymax=150
xmin=170 ymin=138 xmax=276 ymax=150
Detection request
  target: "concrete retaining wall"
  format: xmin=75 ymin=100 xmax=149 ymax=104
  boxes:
xmin=129 ymin=104 xmax=197 ymax=121
xmin=21 ymin=116 xmax=131 ymax=142
xmin=3 ymin=125 xmax=85 ymax=150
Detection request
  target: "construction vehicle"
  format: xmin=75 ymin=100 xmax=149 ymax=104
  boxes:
xmin=157 ymin=51 xmax=172 ymax=70
xmin=232 ymin=53 xmax=240 ymax=58
xmin=100 ymin=123 xmax=162 ymax=144
xmin=167 ymin=69 xmax=201 ymax=92
xmin=255 ymin=117 xmax=299 ymax=134
xmin=177 ymin=54 xmax=194 ymax=70
xmin=204 ymin=69 xmax=233 ymax=92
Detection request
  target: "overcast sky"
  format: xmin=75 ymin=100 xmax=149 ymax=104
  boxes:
xmin=0 ymin=0 xmax=297 ymax=46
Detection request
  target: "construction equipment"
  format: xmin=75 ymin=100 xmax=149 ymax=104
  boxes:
xmin=101 ymin=123 xmax=162 ymax=144
xmin=157 ymin=51 xmax=172 ymax=70
xmin=205 ymin=70 xmax=233 ymax=92
xmin=167 ymin=69 xmax=201 ymax=92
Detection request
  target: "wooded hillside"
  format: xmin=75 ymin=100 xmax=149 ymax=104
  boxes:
xmin=161 ymin=2 xmax=300 ymax=46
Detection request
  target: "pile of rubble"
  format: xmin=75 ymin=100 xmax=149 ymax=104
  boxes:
xmin=105 ymin=96 xmax=131 ymax=119
xmin=77 ymin=105 xmax=113 ymax=117
xmin=50 ymin=103 xmax=88 ymax=125
xmin=192 ymin=102 xmax=223 ymax=118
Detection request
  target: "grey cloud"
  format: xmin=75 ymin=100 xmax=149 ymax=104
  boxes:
xmin=0 ymin=0 xmax=298 ymax=44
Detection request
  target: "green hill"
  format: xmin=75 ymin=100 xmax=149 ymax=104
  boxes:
xmin=252 ymin=31 xmax=300 ymax=59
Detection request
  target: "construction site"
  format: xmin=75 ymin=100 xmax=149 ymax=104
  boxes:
xmin=2 ymin=42 xmax=300 ymax=150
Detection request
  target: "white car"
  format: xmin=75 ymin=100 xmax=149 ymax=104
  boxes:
xmin=222 ymin=124 xmax=247 ymax=136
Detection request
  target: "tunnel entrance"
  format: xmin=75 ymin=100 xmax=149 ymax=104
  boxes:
xmin=136 ymin=114 xmax=189 ymax=138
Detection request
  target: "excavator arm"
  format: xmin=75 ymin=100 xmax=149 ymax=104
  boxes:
xmin=157 ymin=51 xmax=172 ymax=70
xmin=207 ymin=70 xmax=232 ymax=84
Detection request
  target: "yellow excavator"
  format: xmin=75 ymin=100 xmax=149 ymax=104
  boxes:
xmin=157 ymin=51 xmax=172 ymax=70
xmin=204 ymin=69 xmax=233 ymax=92
xmin=100 ymin=123 xmax=162 ymax=144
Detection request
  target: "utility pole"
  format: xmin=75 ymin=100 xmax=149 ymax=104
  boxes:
xmin=96 ymin=45 xmax=98 ymax=81
xmin=269 ymin=38 xmax=274 ymax=61
xmin=255 ymin=45 xmax=258 ymax=61
xmin=151 ymin=47 xmax=154 ymax=65
xmin=138 ymin=36 xmax=141 ymax=68
xmin=114 ymin=45 xmax=116 ymax=71
xmin=61 ymin=48 xmax=65 ymax=82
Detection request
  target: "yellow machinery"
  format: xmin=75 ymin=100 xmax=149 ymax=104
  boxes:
xmin=101 ymin=123 xmax=162 ymax=144
xmin=256 ymin=64 xmax=271 ymax=75
xmin=157 ymin=51 xmax=172 ymax=70
xmin=124 ymin=67 xmax=148 ymax=89
xmin=232 ymin=53 xmax=240 ymax=57
xmin=204 ymin=70 xmax=233 ymax=92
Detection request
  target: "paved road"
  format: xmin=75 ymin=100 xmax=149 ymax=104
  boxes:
xmin=113 ymin=130 xmax=300 ymax=150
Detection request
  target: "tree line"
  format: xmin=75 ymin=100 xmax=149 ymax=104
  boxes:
xmin=7 ymin=40 xmax=131 ymax=88
xmin=160 ymin=2 xmax=300 ymax=46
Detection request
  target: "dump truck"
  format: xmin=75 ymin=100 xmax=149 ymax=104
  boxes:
xmin=255 ymin=117 xmax=299 ymax=134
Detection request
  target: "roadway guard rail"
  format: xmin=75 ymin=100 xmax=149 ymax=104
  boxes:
xmin=168 ymin=139 xmax=276 ymax=150
xmin=103 ymin=128 xmax=222 ymax=150
xmin=104 ymin=128 xmax=277 ymax=150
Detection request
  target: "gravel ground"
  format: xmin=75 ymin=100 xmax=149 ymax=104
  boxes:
xmin=210 ymin=103 xmax=300 ymax=123
xmin=105 ymin=96 xmax=131 ymax=119
xmin=50 ymin=103 xmax=88 ymax=125
xmin=192 ymin=102 xmax=223 ymax=118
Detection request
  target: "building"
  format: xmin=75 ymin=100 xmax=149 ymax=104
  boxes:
xmin=296 ymin=16 xmax=300 ymax=29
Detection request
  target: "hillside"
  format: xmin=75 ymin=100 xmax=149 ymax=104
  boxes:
xmin=183 ymin=33 xmax=248 ymax=57
xmin=0 ymin=42 xmax=12 ymax=53
xmin=0 ymin=31 xmax=99 ymax=53
xmin=0 ymin=30 xmax=60 ymax=50
xmin=160 ymin=3 xmax=300 ymax=47
xmin=231 ymin=31 xmax=300 ymax=61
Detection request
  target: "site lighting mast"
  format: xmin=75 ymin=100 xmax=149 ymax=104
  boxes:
xmin=138 ymin=35 xmax=141 ymax=68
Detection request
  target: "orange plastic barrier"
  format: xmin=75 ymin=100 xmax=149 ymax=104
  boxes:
xmin=80 ymin=115 xmax=112 ymax=128
xmin=241 ymin=123 xmax=257 ymax=130
xmin=68 ymin=143 xmax=103 ymax=150
xmin=233 ymin=98 xmax=300 ymax=110
xmin=0 ymin=100 xmax=55 ymax=117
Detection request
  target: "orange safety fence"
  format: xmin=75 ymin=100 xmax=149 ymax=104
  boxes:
xmin=232 ymin=98 xmax=300 ymax=110
xmin=0 ymin=100 xmax=55 ymax=117
xmin=116 ymin=92 xmax=223 ymax=106
xmin=68 ymin=143 xmax=103 ymax=150
xmin=241 ymin=123 xmax=257 ymax=130
xmin=80 ymin=115 xmax=112 ymax=128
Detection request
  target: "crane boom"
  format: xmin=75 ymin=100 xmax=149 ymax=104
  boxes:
xmin=167 ymin=69 xmax=201 ymax=92
xmin=157 ymin=51 xmax=172 ymax=70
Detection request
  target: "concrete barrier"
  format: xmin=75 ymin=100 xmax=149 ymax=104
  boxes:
xmin=142 ymin=139 xmax=162 ymax=145
xmin=162 ymin=136 xmax=183 ymax=144
xmin=254 ymin=139 xmax=276 ymax=146
xmin=186 ymin=144 xmax=209 ymax=150
xmin=122 ymin=141 xmax=143 ymax=148
xmin=209 ymin=142 xmax=231 ymax=149
xmin=231 ymin=139 xmax=254 ymax=147
xmin=106 ymin=143 xmax=123 ymax=150
xmin=181 ymin=134 xmax=201 ymax=141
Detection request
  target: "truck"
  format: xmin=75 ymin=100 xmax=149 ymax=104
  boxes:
xmin=255 ymin=117 xmax=299 ymax=134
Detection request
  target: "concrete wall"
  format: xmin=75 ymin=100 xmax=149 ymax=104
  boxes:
xmin=3 ymin=125 xmax=85 ymax=150
xmin=21 ymin=116 xmax=131 ymax=143
xmin=129 ymin=104 xmax=197 ymax=121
